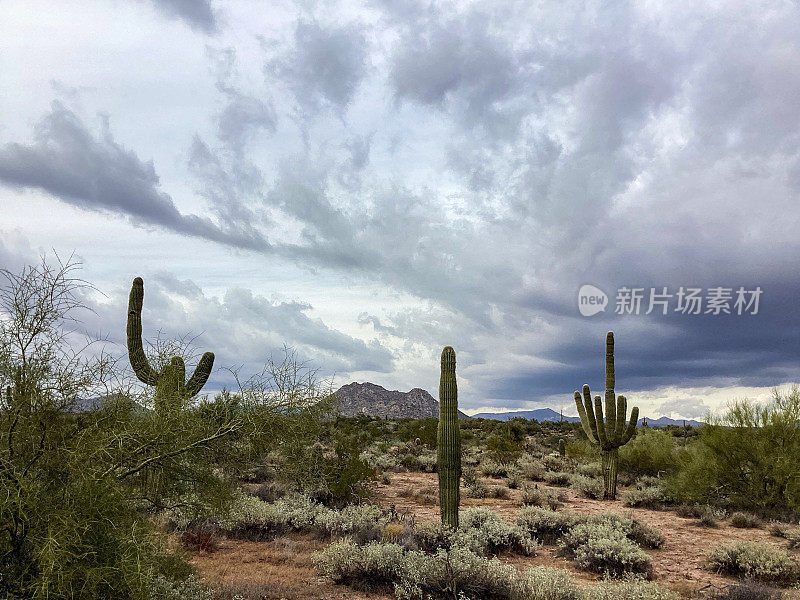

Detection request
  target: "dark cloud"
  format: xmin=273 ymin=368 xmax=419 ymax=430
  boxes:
xmin=0 ymin=103 xmax=269 ymax=252
xmin=149 ymin=0 xmax=217 ymax=34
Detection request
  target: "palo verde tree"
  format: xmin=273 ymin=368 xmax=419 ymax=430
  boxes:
xmin=573 ymin=331 xmax=638 ymax=500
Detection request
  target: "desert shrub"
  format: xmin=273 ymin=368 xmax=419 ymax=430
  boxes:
xmin=582 ymin=575 xmax=680 ymax=600
xmin=518 ymin=457 xmax=546 ymax=481
xmin=456 ymin=508 xmax=537 ymax=556
xmin=571 ymin=474 xmax=604 ymax=499
xmin=180 ymin=521 xmax=219 ymax=553
xmin=398 ymin=485 xmax=438 ymax=505
xmin=149 ymin=575 xmax=214 ymax=600
xmin=521 ymin=484 xmax=565 ymax=510
xmin=543 ymin=455 xmax=568 ymax=472
xmin=253 ymin=481 xmax=286 ymax=503
xmin=560 ymin=522 xmax=652 ymax=577
xmin=505 ymin=469 xmax=523 ymax=489
xmin=577 ymin=462 xmax=603 ymax=478
xmin=481 ymin=458 xmax=509 ymax=478
xmin=697 ymin=507 xmax=724 ymax=528
xmin=515 ymin=507 xmax=582 ymax=544
xmin=212 ymin=581 xmax=294 ymax=599
xmin=417 ymin=451 xmax=438 ymax=473
xmin=709 ymin=580 xmax=784 ymax=600
xmin=314 ymin=539 xmax=405 ymax=591
xmin=593 ymin=514 xmax=663 ymax=549
xmin=491 ymin=485 xmax=511 ymax=499
xmin=621 ymin=484 xmax=667 ymax=509
xmin=397 ymin=546 xmax=574 ymax=600
xmin=317 ymin=503 xmax=387 ymax=543
xmin=768 ymin=522 xmax=792 ymax=538
xmin=707 ymin=541 xmax=799 ymax=586
xmin=412 ymin=520 xmax=451 ymax=553
xmin=784 ymin=530 xmax=800 ymax=549
xmin=463 ymin=466 xmax=489 ymax=498
xmin=730 ymin=512 xmax=763 ymax=529
xmin=618 ymin=429 xmax=678 ymax=476
xmin=315 ymin=540 xmax=578 ymax=600
xmin=676 ymin=504 xmax=711 ymax=519
xmin=544 ymin=471 xmax=573 ymax=487
xmin=382 ymin=522 xmax=405 ymax=543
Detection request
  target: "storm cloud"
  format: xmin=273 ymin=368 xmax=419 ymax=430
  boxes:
xmin=1 ymin=0 xmax=799 ymax=414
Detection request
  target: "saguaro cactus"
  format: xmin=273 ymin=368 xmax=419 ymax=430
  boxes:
xmin=573 ymin=331 xmax=638 ymax=500
xmin=127 ymin=277 xmax=214 ymax=413
xmin=437 ymin=345 xmax=461 ymax=528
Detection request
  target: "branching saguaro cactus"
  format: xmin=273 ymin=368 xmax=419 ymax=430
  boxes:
xmin=437 ymin=345 xmax=461 ymax=529
xmin=127 ymin=277 xmax=214 ymax=413
xmin=573 ymin=331 xmax=638 ymax=500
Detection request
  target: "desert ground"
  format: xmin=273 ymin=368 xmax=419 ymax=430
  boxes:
xmin=191 ymin=472 xmax=800 ymax=599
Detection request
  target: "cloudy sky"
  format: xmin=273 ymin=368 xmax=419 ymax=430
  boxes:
xmin=1 ymin=0 xmax=799 ymax=418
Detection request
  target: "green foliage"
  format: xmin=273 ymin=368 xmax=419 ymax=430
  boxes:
xmin=666 ymin=387 xmax=800 ymax=512
xmin=707 ymin=541 xmax=799 ymax=586
xmin=618 ymin=429 xmax=679 ymax=476
xmin=560 ymin=522 xmax=652 ymax=577
xmin=398 ymin=418 xmax=438 ymax=448
xmin=314 ymin=539 xmax=580 ymax=600
xmin=730 ymin=512 xmax=763 ymax=529
xmin=486 ymin=431 xmax=524 ymax=465
xmin=582 ymin=576 xmax=680 ymax=600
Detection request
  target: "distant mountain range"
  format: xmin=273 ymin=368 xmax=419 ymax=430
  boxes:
xmin=470 ymin=408 xmax=704 ymax=428
xmin=332 ymin=382 xmax=470 ymax=419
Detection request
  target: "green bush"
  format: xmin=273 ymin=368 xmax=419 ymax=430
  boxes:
xmin=571 ymin=474 xmax=605 ymax=499
xmin=618 ymin=429 xmax=678 ymax=476
xmin=315 ymin=539 xmax=580 ymax=600
xmin=707 ymin=541 xmax=799 ymax=586
xmin=515 ymin=507 xmax=582 ymax=544
xmin=522 ymin=484 xmax=565 ymax=510
xmin=148 ymin=575 xmax=214 ymax=600
xmin=518 ymin=457 xmax=546 ymax=481
xmin=560 ymin=522 xmax=652 ymax=577
xmin=582 ymin=576 xmax=680 ymax=600
xmin=544 ymin=471 xmax=573 ymax=487
xmin=621 ymin=482 xmax=667 ymax=509
xmin=730 ymin=512 xmax=763 ymax=529
xmin=455 ymin=508 xmax=537 ymax=556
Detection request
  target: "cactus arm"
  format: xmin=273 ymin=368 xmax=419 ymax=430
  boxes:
xmin=186 ymin=352 xmax=215 ymax=397
xmin=622 ymin=405 xmax=639 ymax=444
xmin=582 ymin=384 xmax=601 ymax=442
xmin=575 ymin=390 xmax=599 ymax=444
xmin=593 ymin=395 xmax=609 ymax=448
xmin=127 ymin=277 xmax=158 ymax=385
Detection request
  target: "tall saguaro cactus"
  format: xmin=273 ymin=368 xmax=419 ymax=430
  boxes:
xmin=437 ymin=345 xmax=461 ymax=528
xmin=127 ymin=277 xmax=215 ymax=413
xmin=573 ymin=331 xmax=638 ymax=500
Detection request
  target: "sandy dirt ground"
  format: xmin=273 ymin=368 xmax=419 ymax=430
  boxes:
xmin=192 ymin=471 xmax=800 ymax=599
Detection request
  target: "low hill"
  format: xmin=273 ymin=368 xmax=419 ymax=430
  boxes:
xmin=332 ymin=382 xmax=469 ymax=419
